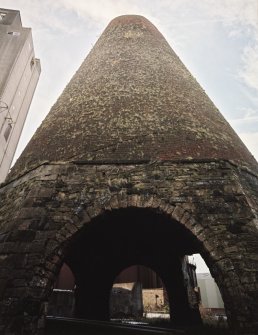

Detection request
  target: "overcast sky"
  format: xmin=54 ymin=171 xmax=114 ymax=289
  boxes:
xmin=2 ymin=0 xmax=258 ymax=272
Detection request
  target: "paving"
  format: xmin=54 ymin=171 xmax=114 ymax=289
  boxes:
xmin=46 ymin=317 xmax=184 ymax=335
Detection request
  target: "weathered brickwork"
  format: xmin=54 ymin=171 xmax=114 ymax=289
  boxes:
xmin=0 ymin=160 xmax=257 ymax=334
xmin=0 ymin=15 xmax=258 ymax=335
xmin=9 ymin=16 xmax=258 ymax=178
xmin=142 ymin=288 xmax=166 ymax=312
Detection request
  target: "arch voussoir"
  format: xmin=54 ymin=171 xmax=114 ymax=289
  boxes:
xmin=116 ymin=192 xmax=128 ymax=208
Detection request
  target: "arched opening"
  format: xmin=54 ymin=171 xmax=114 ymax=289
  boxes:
xmin=47 ymin=207 xmax=215 ymax=329
xmin=110 ymin=264 xmax=170 ymax=325
xmin=47 ymin=263 xmax=75 ymax=317
xmin=189 ymin=254 xmax=228 ymax=329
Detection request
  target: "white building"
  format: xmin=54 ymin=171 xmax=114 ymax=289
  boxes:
xmin=0 ymin=8 xmax=40 ymax=183
xmin=197 ymin=273 xmax=224 ymax=309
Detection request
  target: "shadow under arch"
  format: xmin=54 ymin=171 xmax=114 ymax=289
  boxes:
xmin=42 ymin=194 xmax=243 ymax=332
xmin=58 ymin=206 xmax=203 ymax=326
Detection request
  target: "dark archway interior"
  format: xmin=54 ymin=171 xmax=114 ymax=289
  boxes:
xmin=114 ymin=264 xmax=163 ymax=288
xmin=64 ymin=207 xmax=203 ymax=326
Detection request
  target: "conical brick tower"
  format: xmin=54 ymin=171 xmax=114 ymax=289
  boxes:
xmin=9 ymin=15 xmax=258 ymax=177
xmin=0 ymin=15 xmax=258 ymax=335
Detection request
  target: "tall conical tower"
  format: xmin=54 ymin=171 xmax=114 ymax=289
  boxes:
xmin=0 ymin=15 xmax=258 ymax=335
xmin=9 ymin=15 xmax=258 ymax=177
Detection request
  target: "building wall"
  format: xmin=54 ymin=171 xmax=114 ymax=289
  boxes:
xmin=0 ymin=8 xmax=40 ymax=183
xmin=142 ymin=288 xmax=166 ymax=312
xmin=110 ymin=282 xmax=143 ymax=318
xmin=197 ymin=273 xmax=224 ymax=309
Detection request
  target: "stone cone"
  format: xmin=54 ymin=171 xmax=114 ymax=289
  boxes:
xmin=10 ymin=15 xmax=258 ymax=178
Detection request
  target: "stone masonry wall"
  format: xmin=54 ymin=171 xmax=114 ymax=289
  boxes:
xmin=142 ymin=288 xmax=166 ymax=312
xmin=0 ymin=159 xmax=257 ymax=334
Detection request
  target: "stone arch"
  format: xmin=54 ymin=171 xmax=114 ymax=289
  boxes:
xmin=55 ymin=192 xmax=241 ymax=282
xmin=1 ymin=179 xmax=252 ymax=335
xmin=109 ymin=263 xmax=169 ymax=319
xmin=55 ymin=203 xmax=199 ymax=324
xmin=39 ymin=193 xmax=242 ymax=331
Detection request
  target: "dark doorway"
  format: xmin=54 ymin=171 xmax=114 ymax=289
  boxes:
xmin=55 ymin=208 xmax=202 ymax=326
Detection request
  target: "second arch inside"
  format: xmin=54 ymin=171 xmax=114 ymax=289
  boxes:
xmin=50 ymin=207 xmax=204 ymax=326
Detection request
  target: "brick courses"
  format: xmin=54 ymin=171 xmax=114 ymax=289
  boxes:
xmin=0 ymin=15 xmax=257 ymax=334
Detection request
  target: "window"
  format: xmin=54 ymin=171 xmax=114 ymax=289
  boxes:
xmin=0 ymin=12 xmax=6 ymax=21
xmin=30 ymin=57 xmax=35 ymax=69
xmin=7 ymin=31 xmax=20 ymax=36
xmin=0 ymin=101 xmax=8 ymax=113
xmin=4 ymin=124 xmax=12 ymax=141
